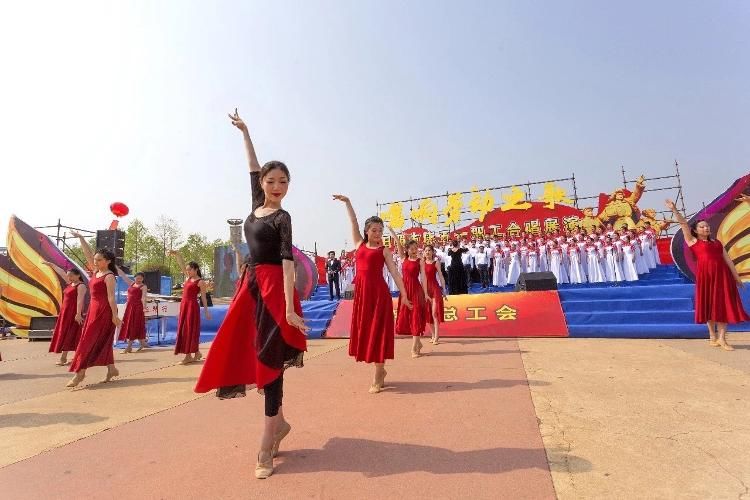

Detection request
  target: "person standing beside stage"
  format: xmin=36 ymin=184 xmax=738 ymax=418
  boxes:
xmin=666 ymin=199 xmax=749 ymax=350
xmin=67 ymin=232 xmax=121 ymax=387
xmin=196 ymin=109 xmax=308 ymax=480
xmin=115 ymin=268 xmax=149 ymax=353
xmin=424 ymin=245 xmax=447 ymax=345
xmin=333 ymin=195 xmax=411 ymax=394
xmin=447 ymin=240 xmax=469 ymax=295
xmin=325 ymin=251 xmax=342 ymax=301
xmin=169 ymin=250 xmax=211 ymax=364
xmin=41 ymin=261 xmax=86 ymax=366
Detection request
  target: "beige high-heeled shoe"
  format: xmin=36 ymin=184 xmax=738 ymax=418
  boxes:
xmin=103 ymin=367 xmax=119 ymax=383
xmin=255 ymin=451 xmax=274 ymax=479
xmin=66 ymin=372 xmax=85 ymax=388
xmin=272 ymin=421 xmax=292 ymax=457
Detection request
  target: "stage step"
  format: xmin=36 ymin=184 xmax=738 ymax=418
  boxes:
xmin=562 ymin=297 xmax=694 ymax=313
xmin=565 ymin=310 xmax=695 ymax=325
xmin=568 ymin=324 xmax=708 ymax=338
xmin=558 ymin=283 xmax=695 ymax=301
xmin=302 ymin=285 xmax=341 ymax=338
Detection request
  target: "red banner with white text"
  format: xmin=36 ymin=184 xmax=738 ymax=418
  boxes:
xmin=325 ymin=290 xmax=568 ymax=338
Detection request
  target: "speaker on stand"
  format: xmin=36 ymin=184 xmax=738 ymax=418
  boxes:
xmin=95 ymin=229 xmax=126 ymax=267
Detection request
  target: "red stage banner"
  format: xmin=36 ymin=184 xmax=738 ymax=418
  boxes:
xmin=325 ymin=290 xmax=568 ymax=338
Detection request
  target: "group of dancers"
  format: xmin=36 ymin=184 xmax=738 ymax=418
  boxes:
xmin=43 ymin=231 xmax=212 ymax=387
xmin=24 ymin=108 xmax=750 ymax=481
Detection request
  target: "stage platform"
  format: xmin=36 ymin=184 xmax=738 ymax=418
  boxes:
xmin=100 ymin=265 xmax=749 ymax=345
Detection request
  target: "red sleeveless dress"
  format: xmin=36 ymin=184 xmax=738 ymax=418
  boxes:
xmin=690 ymin=239 xmax=750 ymax=324
xmin=424 ymin=261 xmax=445 ymax=324
xmin=69 ymin=273 xmax=115 ymax=371
xmin=349 ymin=245 xmax=394 ymax=363
xmin=118 ymin=284 xmax=146 ymax=341
xmin=49 ymin=282 xmax=83 ymax=353
xmin=395 ymin=258 xmax=426 ymax=336
xmin=174 ymin=279 xmax=201 ymax=354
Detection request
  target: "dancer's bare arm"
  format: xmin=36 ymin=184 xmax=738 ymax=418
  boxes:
xmin=41 ymin=261 xmax=68 ymax=281
xmin=70 ymin=231 xmax=95 ymax=268
xmin=228 ymin=108 xmax=261 ymax=173
xmin=333 ymin=195 xmax=364 ymax=249
xmin=665 ymin=200 xmax=695 ymax=246
xmin=105 ymin=274 xmax=122 ymax=327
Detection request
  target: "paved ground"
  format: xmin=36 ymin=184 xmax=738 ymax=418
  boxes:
xmin=1 ymin=332 xmax=749 ymax=499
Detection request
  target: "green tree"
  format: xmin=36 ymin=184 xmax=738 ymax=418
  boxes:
xmin=124 ymin=218 xmax=151 ymax=272
xmin=152 ymin=216 xmax=183 ymax=280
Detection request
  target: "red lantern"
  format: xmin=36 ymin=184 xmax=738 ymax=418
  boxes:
xmin=110 ymin=202 xmax=129 ymax=218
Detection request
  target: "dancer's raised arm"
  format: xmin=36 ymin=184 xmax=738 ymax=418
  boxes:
xmin=116 ymin=266 xmax=134 ymax=287
xmin=168 ymin=250 xmax=189 ymax=280
xmin=387 ymin=226 xmax=405 ymax=258
xmin=41 ymin=261 xmax=68 ymax=281
xmin=70 ymin=231 xmax=95 ymax=269
xmin=333 ymin=195 xmax=364 ymax=249
xmin=229 ymin=108 xmax=261 ymax=173
xmin=665 ymin=199 xmax=695 ymax=246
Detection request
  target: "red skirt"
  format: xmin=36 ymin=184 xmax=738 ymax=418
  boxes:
xmin=395 ymin=282 xmax=426 ymax=336
xmin=69 ymin=301 xmax=115 ymax=371
xmin=695 ymin=261 xmax=750 ymax=324
xmin=349 ymin=274 xmax=394 ymax=363
xmin=118 ymin=300 xmax=146 ymax=341
xmin=174 ymin=295 xmax=201 ymax=354
xmin=49 ymin=305 xmax=82 ymax=353
xmin=425 ymin=282 xmax=445 ymax=324
xmin=195 ymin=264 xmax=306 ymax=393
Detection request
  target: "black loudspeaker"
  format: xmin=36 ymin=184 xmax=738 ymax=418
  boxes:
xmin=143 ymin=271 xmax=161 ymax=295
xmin=515 ymin=272 xmax=558 ymax=291
xmin=96 ymin=230 xmax=126 ymax=266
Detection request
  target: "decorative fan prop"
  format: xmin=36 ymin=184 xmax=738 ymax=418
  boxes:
xmin=0 ymin=216 xmax=88 ymax=331
xmin=671 ymin=173 xmax=750 ymax=282
xmin=292 ymin=246 xmax=318 ymax=301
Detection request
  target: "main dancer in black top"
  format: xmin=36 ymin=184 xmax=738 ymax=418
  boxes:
xmin=196 ymin=109 xmax=308 ymax=480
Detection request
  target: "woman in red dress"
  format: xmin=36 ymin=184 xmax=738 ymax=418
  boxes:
xmin=67 ymin=232 xmax=122 ymax=387
xmin=195 ymin=109 xmax=308 ymax=480
xmin=389 ymin=231 xmax=429 ymax=357
xmin=333 ymin=195 xmax=411 ymax=394
xmin=667 ymin=199 xmax=749 ymax=350
xmin=423 ymin=244 xmax=448 ymax=346
xmin=42 ymin=261 xmax=86 ymax=366
xmin=169 ymin=250 xmax=211 ymax=364
xmin=116 ymin=269 xmax=148 ymax=353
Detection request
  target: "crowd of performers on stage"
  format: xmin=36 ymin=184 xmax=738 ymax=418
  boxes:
xmin=3 ymin=108 xmax=748 ymax=480
xmin=331 ymin=223 xmax=665 ymax=296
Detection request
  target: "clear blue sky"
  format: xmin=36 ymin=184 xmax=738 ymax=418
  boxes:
xmin=1 ymin=1 xmax=748 ymax=252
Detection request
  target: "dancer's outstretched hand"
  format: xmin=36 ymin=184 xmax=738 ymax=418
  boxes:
xmin=332 ymin=194 xmax=350 ymax=204
xmin=664 ymin=199 xmax=677 ymax=211
xmin=228 ymin=108 xmax=248 ymax=133
xmin=286 ymin=311 xmax=310 ymax=334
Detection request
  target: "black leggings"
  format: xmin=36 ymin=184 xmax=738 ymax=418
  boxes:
xmin=264 ymin=375 xmax=284 ymax=417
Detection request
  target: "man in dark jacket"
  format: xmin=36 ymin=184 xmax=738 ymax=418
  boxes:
xmin=325 ymin=251 xmax=342 ymax=300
